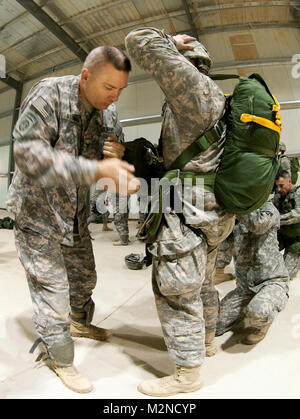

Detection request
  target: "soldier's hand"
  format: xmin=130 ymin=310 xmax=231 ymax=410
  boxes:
xmin=96 ymin=158 xmax=140 ymax=195
xmin=103 ymin=134 xmax=125 ymax=159
xmin=173 ymin=34 xmax=196 ymax=51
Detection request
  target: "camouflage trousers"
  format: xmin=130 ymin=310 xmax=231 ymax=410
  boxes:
xmin=216 ymin=282 xmax=288 ymax=335
xmin=14 ymin=224 xmax=97 ymax=364
xmin=215 ymin=231 xmax=235 ymax=269
xmin=150 ymin=210 xmax=234 ymax=367
xmin=284 ymin=250 xmax=300 ymax=280
xmin=113 ymin=193 xmax=129 ymax=242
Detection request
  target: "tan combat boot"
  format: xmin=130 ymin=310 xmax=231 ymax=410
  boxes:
xmin=113 ymin=239 xmax=129 ymax=246
xmin=242 ymin=323 xmax=272 ymax=345
xmin=205 ymin=331 xmax=217 ymax=357
xmin=50 ymin=361 xmax=93 ymax=393
xmin=102 ymin=225 xmax=113 ymax=231
xmin=137 ymin=365 xmax=203 ymax=397
xmin=214 ymin=268 xmax=235 ymax=285
xmin=70 ymin=312 xmax=112 ymax=341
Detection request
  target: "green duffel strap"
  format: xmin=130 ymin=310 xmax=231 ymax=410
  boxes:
xmin=210 ymin=74 xmax=240 ymax=81
xmin=168 ymin=120 xmax=225 ymax=171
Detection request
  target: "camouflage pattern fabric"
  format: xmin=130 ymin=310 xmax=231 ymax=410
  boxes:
xmin=112 ymin=193 xmax=129 ymax=242
xmin=126 ymin=28 xmax=235 ymax=367
xmin=273 ymin=186 xmax=300 ymax=278
xmin=90 ymin=187 xmax=109 ymax=224
xmin=216 ymin=201 xmax=289 ymax=335
xmin=6 ymin=74 xmax=124 ymax=363
xmin=215 ymin=230 xmax=235 ymax=269
xmin=15 ymin=222 xmax=97 ymax=363
xmin=284 ymin=251 xmax=300 ymax=280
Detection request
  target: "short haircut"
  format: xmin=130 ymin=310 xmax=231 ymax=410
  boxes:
xmin=83 ymin=46 xmax=131 ymax=73
xmin=276 ymin=169 xmax=291 ymax=180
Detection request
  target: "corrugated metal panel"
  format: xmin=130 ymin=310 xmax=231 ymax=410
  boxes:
xmin=0 ymin=0 xmax=298 ymax=84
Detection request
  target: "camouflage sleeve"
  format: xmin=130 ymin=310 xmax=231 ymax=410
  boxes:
xmin=280 ymin=189 xmax=300 ymax=225
xmin=13 ymin=81 xmax=99 ymax=187
xmin=103 ymin=104 xmax=125 ymax=143
xmin=114 ymin=112 xmax=125 ymax=144
xmin=237 ymin=201 xmax=280 ymax=234
xmin=125 ymin=27 xmax=225 ymax=139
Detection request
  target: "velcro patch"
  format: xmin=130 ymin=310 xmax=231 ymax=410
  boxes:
xmin=32 ymin=96 xmax=52 ymax=120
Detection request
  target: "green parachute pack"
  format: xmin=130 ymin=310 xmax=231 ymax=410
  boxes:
xmin=212 ymin=73 xmax=281 ymax=213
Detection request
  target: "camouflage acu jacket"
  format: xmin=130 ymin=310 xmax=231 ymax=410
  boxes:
xmin=6 ymin=75 xmax=124 ymax=245
xmin=273 ymin=186 xmax=300 ymax=226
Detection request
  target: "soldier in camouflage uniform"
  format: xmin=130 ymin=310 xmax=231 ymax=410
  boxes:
xmin=6 ymin=46 xmax=139 ymax=393
xmin=273 ymin=171 xmax=300 ymax=279
xmin=125 ymin=28 xmax=235 ymax=397
xmin=216 ymin=201 xmax=289 ymax=344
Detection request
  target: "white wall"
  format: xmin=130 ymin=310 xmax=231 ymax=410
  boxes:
xmin=117 ymin=78 xmax=164 ymax=144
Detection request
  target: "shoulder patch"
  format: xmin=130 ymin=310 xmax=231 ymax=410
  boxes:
xmin=15 ymin=109 xmax=38 ymax=136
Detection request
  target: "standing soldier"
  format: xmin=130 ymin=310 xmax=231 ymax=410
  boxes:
xmin=125 ymin=28 xmax=235 ymax=397
xmin=6 ymin=46 xmax=139 ymax=393
xmin=216 ymin=200 xmax=289 ymax=343
xmin=273 ymin=170 xmax=300 ymax=279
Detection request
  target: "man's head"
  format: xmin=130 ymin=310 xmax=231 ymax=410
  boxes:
xmin=276 ymin=170 xmax=293 ymax=196
xmin=80 ymin=46 xmax=131 ymax=110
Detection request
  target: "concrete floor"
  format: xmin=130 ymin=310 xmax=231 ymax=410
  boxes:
xmin=0 ymin=209 xmax=300 ymax=400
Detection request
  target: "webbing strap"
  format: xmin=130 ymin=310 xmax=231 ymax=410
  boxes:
xmin=168 ymin=137 xmax=212 ymax=170
xmin=240 ymin=113 xmax=281 ymax=134
xmin=209 ymin=74 xmax=240 ymax=81
xmin=29 ymin=337 xmax=47 ymax=362
xmin=168 ymin=120 xmax=225 ymax=171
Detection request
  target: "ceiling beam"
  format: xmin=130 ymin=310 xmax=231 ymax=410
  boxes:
xmin=180 ymin=0 xmax=198 ymax=38
xmin=15 ymin=0 xmax=88 ymax=61
xmin=1 ymin=75 xmax=22 ymax=90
